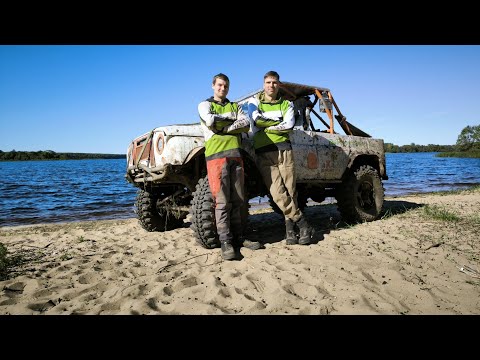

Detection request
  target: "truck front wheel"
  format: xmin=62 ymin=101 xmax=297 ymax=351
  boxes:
xmin=135 ymin=189 xmax=186 ymax=232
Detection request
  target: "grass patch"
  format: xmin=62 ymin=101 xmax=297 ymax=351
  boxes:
xmin=435 ymin=185 xmax=480 ymax=196
xmin=0 ymin=243 xmax=7 ymax=280
xmin=422 ymin=205 xmax=460 ymax=222
xmin=380 ymin=208 xmax=394 ymax=220
xmin=468 ymin=214 xmax=480 ymax=226
xmin=396 ymin=185 xmax=480 ymax=198
xmin=436 ymin=150 xmax=480 ymax=158
xmin=0 ymin=242 xmax=49 ymax=280
xmin=60 ymin=253 xmax=73 ymax=261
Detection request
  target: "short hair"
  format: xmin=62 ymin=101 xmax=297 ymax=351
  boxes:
xmin=264 ymin=70 xmax=280 ymax=81
xmin=212 ymin=73 xmax=230 ymax=85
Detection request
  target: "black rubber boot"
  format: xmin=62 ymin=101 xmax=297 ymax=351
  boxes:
xmin=234 ymin=236 xmax=263 ymax=250
xmin=220 ymin=240 xmax=236 ymax=260
xmin=285 ymin=219 xmax=297 ymax=245
xmin=297 ymin=216 xmax=313 ymax=245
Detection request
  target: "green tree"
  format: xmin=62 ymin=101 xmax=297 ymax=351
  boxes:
xmin=384 ymin=143 xmax=399 ymax=153
xmin=456 ymin=125 xmax=480 ymax=151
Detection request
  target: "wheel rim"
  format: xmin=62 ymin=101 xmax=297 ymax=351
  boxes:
xmin=356 ymin=180 xmax=375 ymax=210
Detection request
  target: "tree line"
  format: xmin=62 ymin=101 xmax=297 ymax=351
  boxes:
xmin=386 ymin=125 xmax=479 ymax=157
xmin=384 ymin=143 xmax=456 ymax=153
xmin=0 ymin=150 xmax=125 ymax=161
xmin=1 ymin=125 xmax=478 ymax=161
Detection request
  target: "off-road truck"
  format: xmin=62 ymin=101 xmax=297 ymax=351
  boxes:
xmin=125 ymin=82 xmax=388 ymax=249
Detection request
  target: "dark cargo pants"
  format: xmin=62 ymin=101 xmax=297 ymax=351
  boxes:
xmin=206 ymin=157 xmax=245 ymax=243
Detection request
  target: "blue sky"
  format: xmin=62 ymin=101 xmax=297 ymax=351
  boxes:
xmin=1 ymin=45 xmax=479 ymax=154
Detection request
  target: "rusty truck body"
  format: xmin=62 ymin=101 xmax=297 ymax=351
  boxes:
xmin=126 ymin=81 xmax=388 ymax=248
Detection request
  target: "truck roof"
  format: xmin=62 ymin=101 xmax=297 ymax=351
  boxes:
xmin=235 ymin=81 xmax=331 ymax=104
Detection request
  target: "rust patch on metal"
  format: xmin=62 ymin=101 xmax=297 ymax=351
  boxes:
xmin=132 ymin=135 xmax=156 ymax=167
xmin=149 ymin=144 xmax=156 ymax=167
xmin=307 ymin=152 xmax=318 ymax=169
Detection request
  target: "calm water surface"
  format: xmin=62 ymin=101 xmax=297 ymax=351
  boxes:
xmin=385 ymin=152 xmax=480 ymax=196
xmin=1 ymin=153 xmax=479 ymax=227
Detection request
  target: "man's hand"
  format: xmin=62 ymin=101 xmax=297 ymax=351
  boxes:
xmin=221 ymin=120 xmax=250 ymax=134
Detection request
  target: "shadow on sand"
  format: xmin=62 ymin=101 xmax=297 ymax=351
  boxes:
xmin=245 ymin=199 xmax=423 ymax=246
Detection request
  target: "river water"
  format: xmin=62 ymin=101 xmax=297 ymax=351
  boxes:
xmin=1 ymin=153 xmax=479 ymax=227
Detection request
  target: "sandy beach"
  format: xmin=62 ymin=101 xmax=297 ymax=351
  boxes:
xmin=1 ymin=187 xmax=479 ymax=315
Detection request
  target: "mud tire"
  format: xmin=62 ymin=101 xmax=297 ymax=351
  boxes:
xmin=135 ymin=189 xmax=186 ymax=232
xmin=190 ymin=176 xmax=220 ymax=249
xmin=190 ymin=175 xmax=251 ymax=249
xmin=336 ymin=164 xmax=384 ymax=223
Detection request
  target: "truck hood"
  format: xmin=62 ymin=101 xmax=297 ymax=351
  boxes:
xmin=155 ymin=123 xmax=203 ymax=137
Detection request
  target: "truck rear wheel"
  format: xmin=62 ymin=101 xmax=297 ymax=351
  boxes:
xmin=135 ymin=189 xmax=186 ymax=232
xmin=336 ymin=164 xmax=384 ymax=223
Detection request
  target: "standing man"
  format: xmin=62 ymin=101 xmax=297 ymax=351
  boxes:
xmin=248 ymin=70 xmax=314 ymax=245
xmin=198 ymin=73 xmax=263 ymax=260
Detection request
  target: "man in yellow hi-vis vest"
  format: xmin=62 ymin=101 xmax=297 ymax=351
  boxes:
xmin=248 ymin=70 xmax=314 ymax=246
xmin=198 ymin=73 xmax=263 ymax=260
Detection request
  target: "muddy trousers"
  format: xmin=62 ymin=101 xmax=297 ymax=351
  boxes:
xmin=206 ymin=157 xmax=245 ymax=243
xmin=256 ymin=149 xmax=303 ymax=222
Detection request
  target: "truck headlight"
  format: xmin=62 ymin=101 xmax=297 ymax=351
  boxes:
xmin=156 ymin=133 xmax=165 ymax=155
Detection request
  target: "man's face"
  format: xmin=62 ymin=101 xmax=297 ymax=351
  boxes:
xmin=263 ymin=76 xmax=279 ymax=99
xmin=212 ymin=78 xmax=229 ymax=100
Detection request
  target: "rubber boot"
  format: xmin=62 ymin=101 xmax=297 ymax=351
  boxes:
xmin=285 ymin=219 xmax=297 ymax=245
xmin=297 ymin=216 xmax=313 ymax=245
xmin=220 ymin=240 xmax=236 ymax=260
